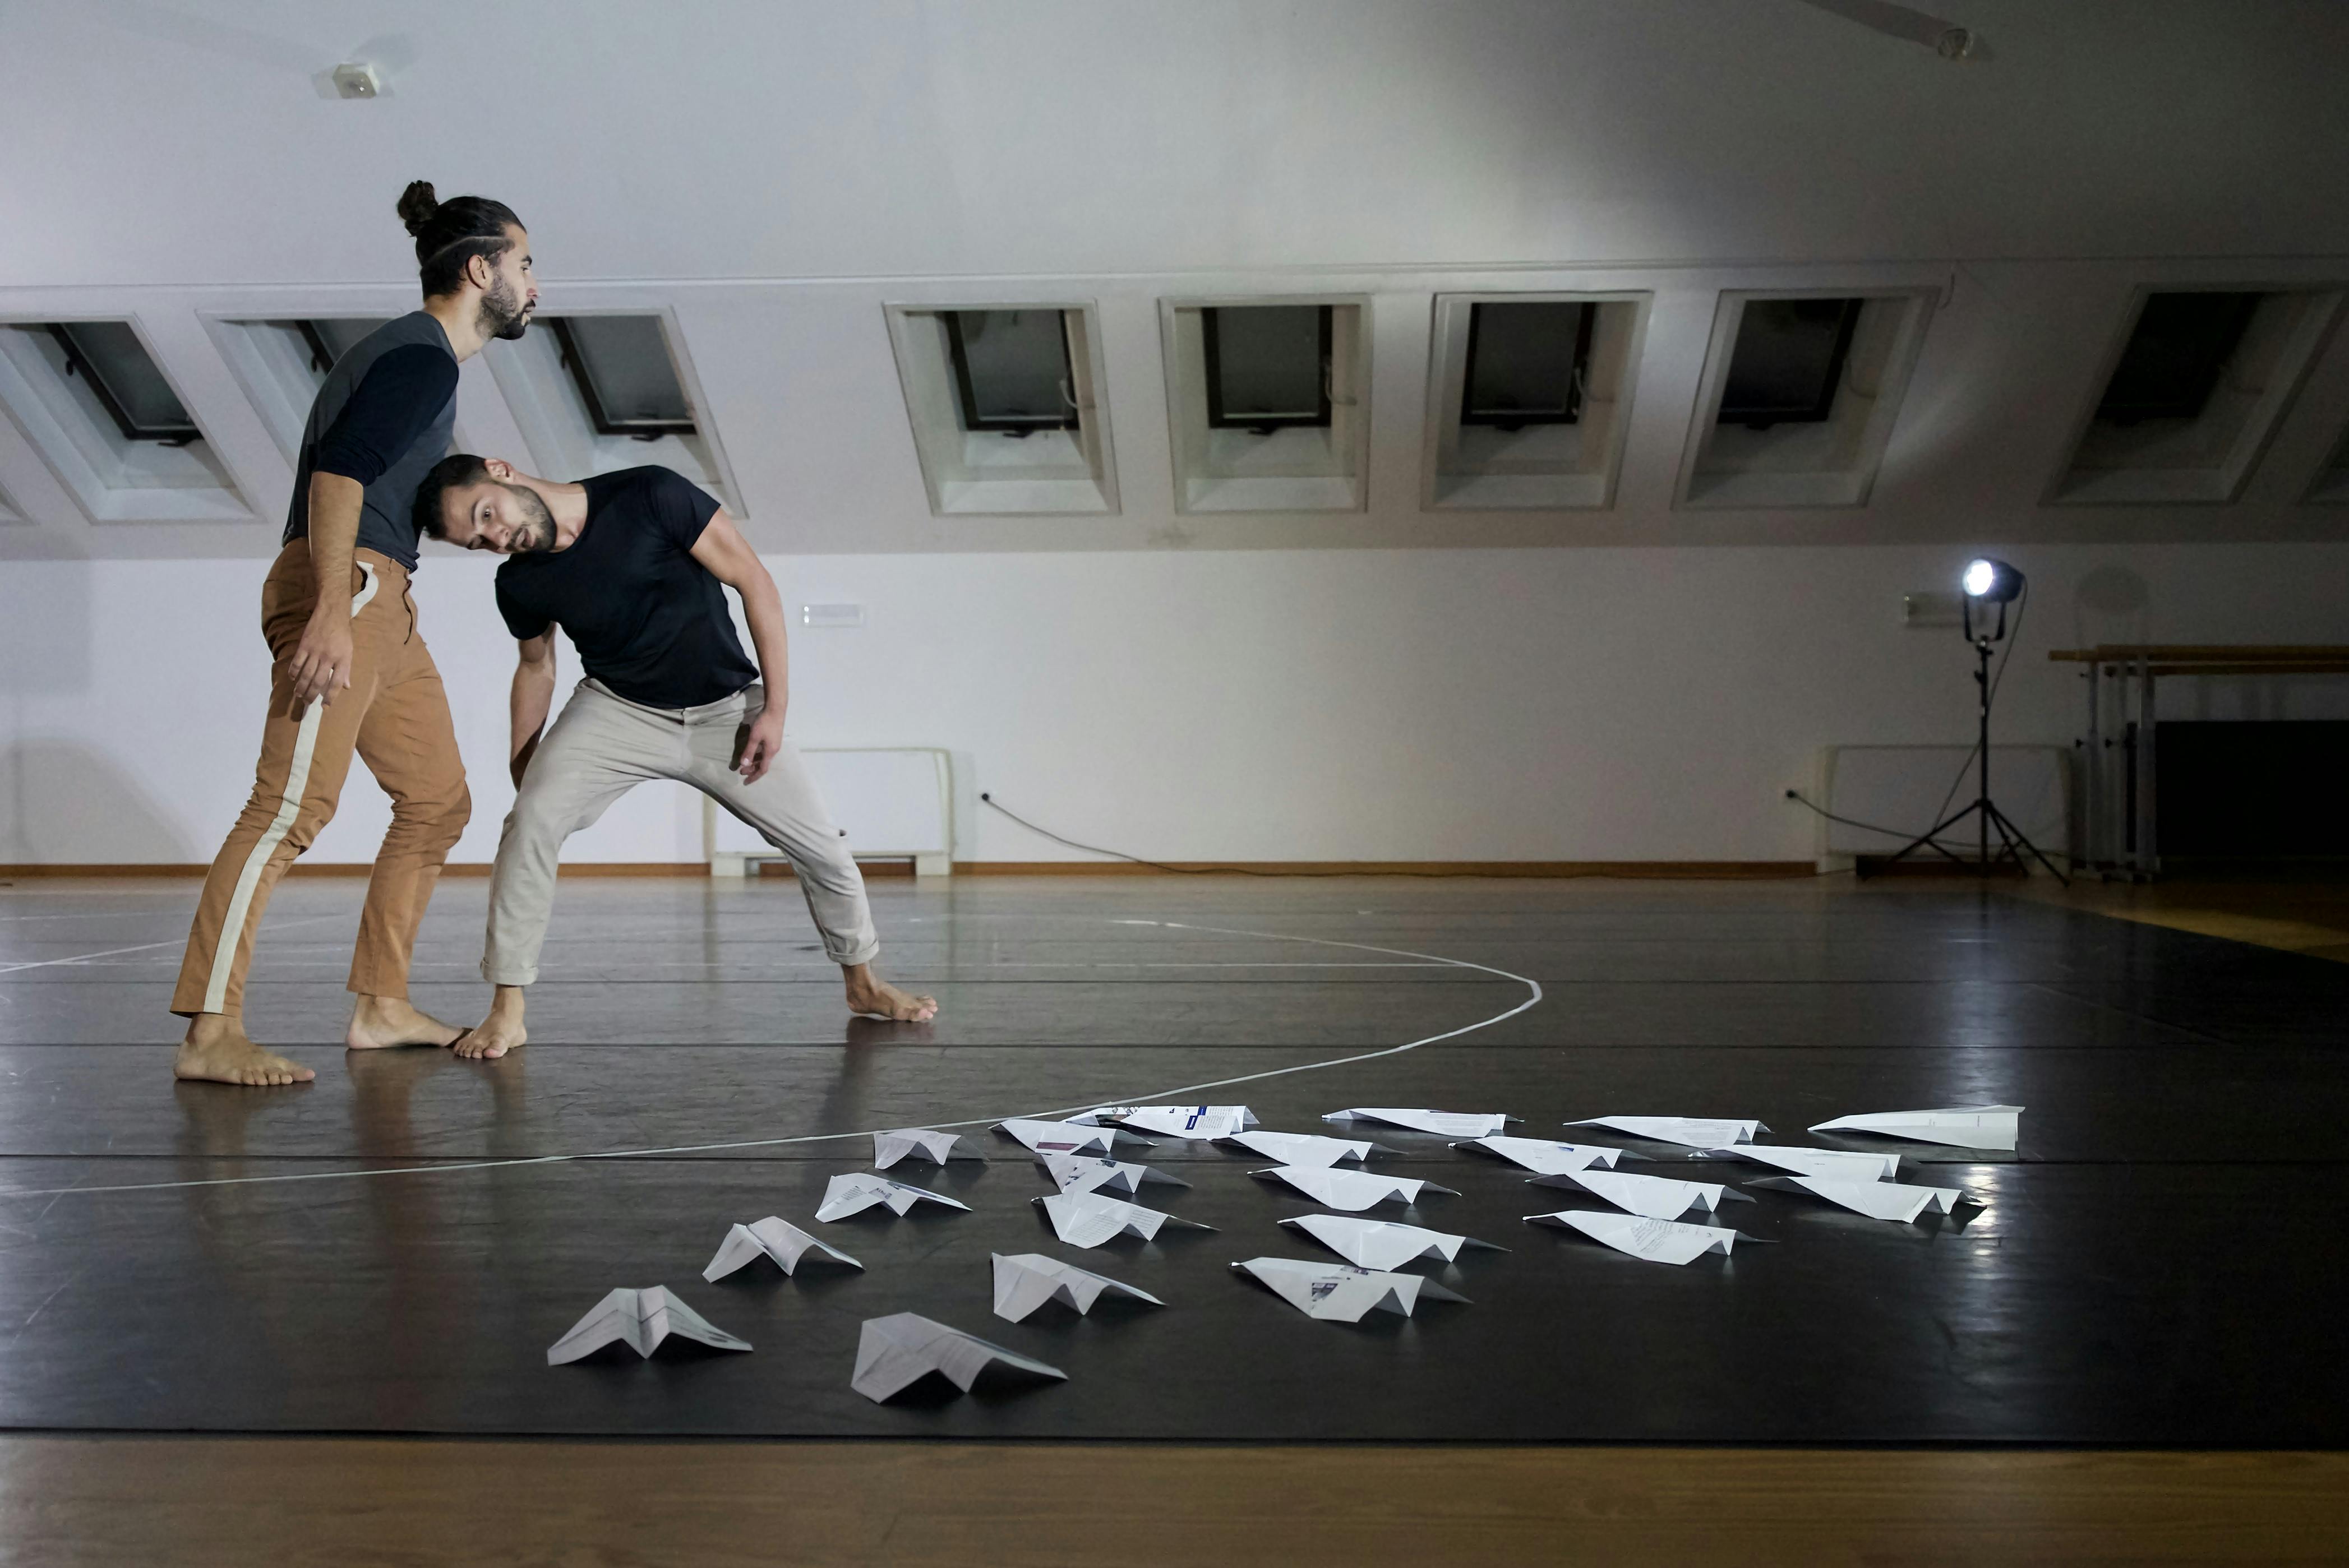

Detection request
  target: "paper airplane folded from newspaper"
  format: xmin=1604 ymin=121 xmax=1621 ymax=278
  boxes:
xmin=1080 ymin=1104 xmax=1258 ymax=1139
xmin=871 ymin=1127 xmax=986 ymax=1171
xmin=1748 ymin=1174 xmax=1981 ymax=1223
xmin=1250 ymin=1165 xmax=1459 ymax=1211
xmin=850 ymin=1312 xmax=1067 ymax=1404
xmin=997 ymin=1118 xmax=1154 ymax=1156
xmin=1527 ymin=1167 xmax=1753 ymax=1220
xmin=1808 ymin=1105 xmax=2023 ymax=1153
xmin=1219 ymin=1128 xmax=1391 ymax=1167
xmin=1454 ymin=1135 xmax=1630 ymax=1175
xmin=1527 ymin=1210 xmax=1765 ymax=1266
xmin=547 ymin=1287 xmax=751 ymax=1365
xmin=703 ymin=1217 xmax=864 ymax=1280
xmin=1035 ymin=1191 xmax=1216 ymax=1248
xmin=1701 ymin=1144 xmax=1903 ymax=1182
xmin=815 ymin=1173 xmax=972 ymax=1222
xmin=1323 ymin=1108 xmax=1514 ymax=1138
xmin=1563 ymin=1116 xmax=1767 ymax=1147
xmin=1278 ymin=1213 xmax=1505 ymax=1271
xmin=1039 ymin=1153 xmax=1190 ymax=1197
xmin=991 ymin=1252 xmax=1166 ymax=1323
xmin=1234 ymin=1257 xmax=1470 ymax=1322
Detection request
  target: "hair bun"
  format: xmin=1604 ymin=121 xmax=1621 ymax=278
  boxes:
xmin=396 ymin=180 xmax=440 ymax=238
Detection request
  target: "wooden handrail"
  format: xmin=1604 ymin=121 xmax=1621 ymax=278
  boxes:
xmin=2048 ymin=645 xmax=2349 ymax=664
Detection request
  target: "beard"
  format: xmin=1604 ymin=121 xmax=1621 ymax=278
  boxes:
xmin=504 ymin=484 xmax=559 ymax=553
xmin=479 ymin=271 xmax=532 ymax=341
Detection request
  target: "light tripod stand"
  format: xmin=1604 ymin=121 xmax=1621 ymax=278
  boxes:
xmin=1889 ymin=558 xmax=2069 ymax=884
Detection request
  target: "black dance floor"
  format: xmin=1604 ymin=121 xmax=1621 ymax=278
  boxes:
xmin=1 ymin=875 xmax=2342 ymax=1444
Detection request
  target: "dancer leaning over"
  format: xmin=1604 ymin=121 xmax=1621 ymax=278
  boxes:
xmin=170 ymin=183 xmax=538 ymax=1086
xmin=414 ymin=455 xmax=938 ymax=1058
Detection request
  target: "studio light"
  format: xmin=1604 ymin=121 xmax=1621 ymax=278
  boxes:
xmin=1963 ymin=557 xmax=2022 ymax=603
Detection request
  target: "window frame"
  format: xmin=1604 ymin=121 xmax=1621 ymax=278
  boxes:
xmin=546 ymin=316 xmax=699 ymax=440
xmin=1202 ymin=303 xmax=1334 ymax=433
xmin=943 ymin=309 xmax=1080 ymax=436
xmin=1714 ymin=296 xmax=1863 ymax=429
xmin=1458 ymin=299 xmax=1595 ymax=431
xmin=44 ymin=323 xmax=200 ymax=445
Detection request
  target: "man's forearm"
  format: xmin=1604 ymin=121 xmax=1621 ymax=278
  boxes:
xmin=740 ymin=579 xmax=790 ymax=710
xmin=304 ymin=471 xmax=364 ymax=609
xmin=510 ymin=668 xmax=555 ymax=780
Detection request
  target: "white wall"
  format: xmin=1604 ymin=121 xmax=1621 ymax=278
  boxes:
xmin=6 ymin=542 xmax=2347 ymax=866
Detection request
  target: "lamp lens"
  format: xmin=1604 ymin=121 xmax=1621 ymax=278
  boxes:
xmin=1963 ymin=559 xmax=1996 ymax=597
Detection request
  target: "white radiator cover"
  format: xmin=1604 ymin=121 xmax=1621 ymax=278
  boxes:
xmin=1815 ymin=745 xmax=2069 ymax=866
xmin=708 ymin=747 xmax=953 ymax=876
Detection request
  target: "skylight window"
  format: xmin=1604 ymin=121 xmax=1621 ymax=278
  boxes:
xmin=207 ymin=317 xmax=400 ymax=465
xmin=293 ymin=319 xmax=390 ymax=380
xmin=944 ymin=310 xmax=1077 ymax=436
xmin=1424 ymin=293 xmax=1649 ymax=511
xmin=2052 ymin=286 xmax=2344 ymax=505
xmin=547 ymin=316 xmax=696 ymax=438
xmin=885 ymin=302 xmax=1118 ymax=516
xmin=1203 ymin=306 xmax=1331 ymax=433
xmin=45 ymin=323 xmax=197 ymax=444
xmin=1675 ymin=289 xmax=1935 ymax=509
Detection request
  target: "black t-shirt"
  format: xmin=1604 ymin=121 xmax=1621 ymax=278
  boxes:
xmin=494 ymin=468 xmax=759 ymax=709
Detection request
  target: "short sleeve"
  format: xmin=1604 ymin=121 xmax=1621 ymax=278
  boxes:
xmin=649 ymin=468 xmax=723 ymax=553
xmin=495 ymin=569 xmax=550 ymax=642
xmin=312 ymin=345 xmax=459 ymax=485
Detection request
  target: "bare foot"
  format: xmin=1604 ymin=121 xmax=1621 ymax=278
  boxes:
xmin=455 ymin=987 xmax=528 ymax=1060
xmin=844 ymin=965 xmax=938 ymax=1023
xmin=174 ymin=1015 xmax=315 ymax=1087
xmin=345 ymin=994 xmax=465 ymax=1051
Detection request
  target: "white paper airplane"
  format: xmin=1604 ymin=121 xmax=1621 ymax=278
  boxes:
xmin=1039 ymin=1153 xmax=1190 ymax=1197
xmin=1035 ymin=1191 xmax=1215 ymax=1248
xmin=1278 ymin=1214 xmax=1505 ymax=1271
xmin=1703 ymin=1144 xmax=1903 ymax=1182
xmin=990 ymin=1252 xmax=1166 ymax=1324
xmin=814 ymin=1173 xmax=972 ymax=1222
xmin=1748 ymin=1174 xmax=1980 ymax=1223
xmin=1323 ymin=1107 xmax=1513 ymax=1138
xmin=1454 ymin=1135 xmax=1628 ymax=1175
xmin=997 ymin=1118 xmax=1152 ymax=1156
xmin=1234 ymin=1257 xmax=1470 ymax=1322
xmin=702 ymin=1217 xmax=865 ymax=1281
xmin=871 ymin=1127 xmax=985 ymax=1171
xmin=1250 ymin=1165 xmax=1459 ymax=1211
xmin=1529 ymin=1167 xmax=1751 ymax=1220
xmin=1563 ymin=1116 xmax=1767 ymax=1147
xmin=1808 ymin=1105 xmax=2023 ymax=1153
xmin=546 ymin=1286 xmax=751 ymax=1365
xmin=1090 ymin=1104 xmax=1258 ymax=1140
xmin=1219 ymin=1128 xmax=1390 ymax=1167
xmin=850 ymin=1312 xmax=1067 ymax=1404
xmin=1526 ymin=1210 xmax=1755 ymax=1266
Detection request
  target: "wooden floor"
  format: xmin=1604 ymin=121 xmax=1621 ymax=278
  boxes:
xmin=4 ymin=1437 xmax=2346 ymax=1566
xmin=2021 ymin=867 xmax=2349 ymax=964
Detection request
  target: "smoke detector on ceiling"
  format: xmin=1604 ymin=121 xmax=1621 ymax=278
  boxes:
xmin=331 ymin=62 xmax=383 ymax=99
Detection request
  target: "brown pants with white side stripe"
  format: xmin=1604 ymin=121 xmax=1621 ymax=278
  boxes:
xmin=170 ymin=540 xmax=470 ymax=1019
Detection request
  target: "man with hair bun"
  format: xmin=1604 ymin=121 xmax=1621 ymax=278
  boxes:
xmin=168 ymin=182 xmax=537 ymax=1087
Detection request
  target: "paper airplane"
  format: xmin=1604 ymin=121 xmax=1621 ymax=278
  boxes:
xmin=1529 ymin=1167 xmax=1751 ymax=1220
xmin=1526 ymin=1210 xmax=1756 ymax=1266
xmin=1035 ymin=1191 xmax=1215 ymax=1248
xmin=1808 ymin=1105 xmax=2022 ymax=1153
xmin=1278 ymin=1213 xmax=1505 ymax=1271
xmin=871 ymin=1127 xmax=985 ymax=1171
xmin=1250 ymin=1165 xmax=1459 ymax=1211
xmin=1039 ymin=1153 xmax=1190 ymax=1197
xmin=1087 ymin=1104 xmax=1258 ymax=1139
xmin=997 ymin=1118 xmax=1152 ymax=1156
xmin=702 ymin=1217 xmax=865 ymax=1281
xmin=1563 ymin=1116 xmax=1766 ymax=1147
xmin=1234 ymin=1257 xmax=1469 ymax=1322
xmin=546 ymin=1286 xmax=751 ymax=1365
xmin=1748 ymin=1174 xmax=1979 ymax=1223
xmin=1218 ymin=1128 xmax=1390 ymax=1167
xmin=850 ymin=1312 xmax=1067 ymax=1404
xmin=990 ymin=1252 xmax=1166 ymax=1323
xmin=1704 ymin=1144 xmax=1903 ymax=1182
xmin=815 ymin=1173 xmax=972 ymax=1222
xmin=1455 ymin=1135 xmax=1628 ymax=1175
xmin=1323 ymin=1107 xmax=1513 ymax=1138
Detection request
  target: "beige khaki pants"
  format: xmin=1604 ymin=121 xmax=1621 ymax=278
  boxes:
xmin=173 ymin=540 xmax=471 ymax=1017
xmin=482 ymin=678 xmax=879 ymax=986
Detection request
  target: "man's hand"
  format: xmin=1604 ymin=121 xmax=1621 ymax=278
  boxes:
xmin=737 ymin=706 xmax=785 ymax=784
xmin=287 ymin=604 xmax=354 ymax=707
